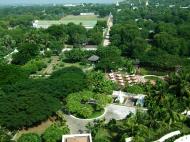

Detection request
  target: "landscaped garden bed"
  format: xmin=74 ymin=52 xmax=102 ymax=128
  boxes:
xmin=66 ymin=91 xmax=111 ymax=119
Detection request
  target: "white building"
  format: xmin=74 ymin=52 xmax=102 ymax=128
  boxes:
xmin=63 ymin=4 xmax=76 ymax=7
xmin=62 ymin=134 xmax=92 ymax=142
xmin=116 ymin=1 xmax=119 ymax=6
xmin=80 ymin=13 xmax=95 ymax=16
xmin=112 ymin=91 xmax=146 ymax=107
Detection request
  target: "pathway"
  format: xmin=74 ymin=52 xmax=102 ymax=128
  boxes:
xmin=42 ymin=56 xmax=59 ymax=74
xmin=103 ymin=13 xmax=113 ymax=46
xmin=62 ymin=47 xmax=97 ymax=53
xmin=3 ymin=48 xmax=18 ymax=64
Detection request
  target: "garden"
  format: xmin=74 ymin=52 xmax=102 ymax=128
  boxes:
xmin=65 ymin=91 xmax=112 ymax=119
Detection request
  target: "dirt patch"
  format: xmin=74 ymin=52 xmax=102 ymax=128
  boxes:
xmin=14 ymin=119 xmax=54 ymax=140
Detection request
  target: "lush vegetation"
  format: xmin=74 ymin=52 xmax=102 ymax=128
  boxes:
xmin=0 ymin=92 xmax=61 ymax=129
xmin=42 ymin=121 xmax=70 ymax=142
xmin=111 ymin=0 xmax=190 ymax=72
xmin=18 ymin=133 xmax=41 ymax=142
xmin=0 ymin=0 xmax=190 ymax=141
xmin=66 ymin=91 xmax=111 ymax=118
xmin=88 ymin=72 xmax=190 ymax=142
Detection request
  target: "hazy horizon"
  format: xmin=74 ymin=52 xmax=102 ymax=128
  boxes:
xmin=0 ymin=0 xmax=123 ymax=5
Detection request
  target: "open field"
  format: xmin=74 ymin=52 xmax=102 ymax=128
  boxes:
xmin=34 ymin=15 xmax=107 ymax=29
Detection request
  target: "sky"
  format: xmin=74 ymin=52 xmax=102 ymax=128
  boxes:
xmin=0 ymin=0 xmax=122 ymax=5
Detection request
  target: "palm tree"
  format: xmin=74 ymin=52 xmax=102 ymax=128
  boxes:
xmin=169 ymin=72 xmax=190 ymax=98
xmin=161 ymin=96 xmax=182 ymax=129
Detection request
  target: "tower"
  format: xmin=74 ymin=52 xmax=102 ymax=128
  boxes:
xmin=116 ymin=1 xmax=119 ymax=6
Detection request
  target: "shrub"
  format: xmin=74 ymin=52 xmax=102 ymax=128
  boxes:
xmin=18 ymin=133 xmax=41 ymax=142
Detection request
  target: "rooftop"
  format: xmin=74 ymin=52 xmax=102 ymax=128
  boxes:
xmin=62 ymin=134 xmax=92 ymax=142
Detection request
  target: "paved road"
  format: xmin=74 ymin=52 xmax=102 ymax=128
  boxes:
xmin=64 ymin=104 xmax=136 ymax=134
xmin=103 ymin=13 xmax=113 ymax=46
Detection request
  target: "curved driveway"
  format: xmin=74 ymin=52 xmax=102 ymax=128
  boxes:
xmin=64 ymin=104 xmax=136 ymax=134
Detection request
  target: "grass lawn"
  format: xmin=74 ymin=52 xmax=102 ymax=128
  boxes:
xmin=144 ymin=76 xmax=163 ymax=82
xmin=36 ymin=15 xmax=107 ymax=28
xmin=73 ymin=110 xmax=104 ymax=119
xmin=139 ymin=67 xmax=170 ymax=76
xmin=88 ymin=110 xmax=104 ymax=119
xmin=58 ymin=62 xmax=93 ymax=72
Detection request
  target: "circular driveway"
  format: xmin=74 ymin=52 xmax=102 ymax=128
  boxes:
xmin=104 ymin=104 xmax=136 ymax=122
xmin=64 ymin=104 xmax=136 ymax=134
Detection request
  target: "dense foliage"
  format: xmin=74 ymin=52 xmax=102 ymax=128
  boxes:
xmin=111 ymin=0 xmax=190 ymax=72
xmin=42 ymin=121 xmax=69 ymax=142
xmin=0 ymin=1 xmax=190 ymax=142
xmin=0 ymin=92 xmax=60 ymax=129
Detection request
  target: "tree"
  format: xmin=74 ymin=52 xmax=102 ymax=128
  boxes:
xmin=154 ymin=32 xmax=180 ymax=55
xmin=87 ymin=28 xmax=103 ymax=45
xmin=50 ymin=67 xmax=87 ymax=94
xmin=0 ymin=64 xmax=28 ymax=86
xmin=124 ymin=84 xmax=145 ymax=94
xmin=64 ymin=48 xmax=87 ymax=63
xmin=48 ymin=40 xmax=63 ymax=55
xmin=12 ymin=43 xmax=39 ymax=65
xmin=130 ymin=37 xmax=149 ymax=58
xmin=86 ymin=71 xmax=115 ymax=94
xmin=43 ymin=122 xmax=69 ymax=142
xmin=66 ymin=91 xmax=110 ymax=118
xmin=0 ymin=92 xmax=61 ymax=129
xmin=46 ymin=24 xmax=68 ymax=40
xmin=66 ymin=91 xmax=94 ymax=118
xmin=155 ymin=22 xmax=177 ymax=35
xmin=67 ymin=23 xmax=87 ymax=45
xmin=169 ymin=72 xmax=190 ymax=98
xmin=110 ymin=24 xmax=140 ymax=47
xmin=94 ymin=128 xmax=111 ymax=142
xmin=96 ymin=20 xmax=107 ymax=29
xmin=18 ymin=133 xmax=41 ymax=142
xmin=96 ymin=46 xmax=123 ymax=72
xmin=178 ymin=24 xmax=190 ymax=39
